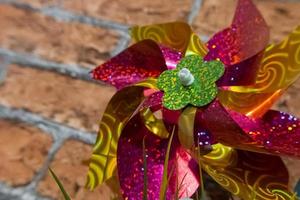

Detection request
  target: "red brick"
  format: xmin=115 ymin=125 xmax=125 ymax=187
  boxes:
xmin=0 ymin=5 xmax=119 ymax=68
xmin=192 ymin=0 xmax=236 ymax=38
xmin=19 ymin=0 xmax=192 ymax=25
xmin=0 ymin=65 xmax=116 ymax=132
xmin=255 ymin=1 xmax=300 ymax=43
xmin=0 ymin=120 xmax=52 ymax=186
xmin=37 ymin=140 xmax=119 ymax=200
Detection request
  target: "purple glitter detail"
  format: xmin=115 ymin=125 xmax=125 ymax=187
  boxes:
xmin=217 ymin=51 xmax=264 ymax=87
xmin=195 ymin=130 xmax=214 ymax=147
xmin=194 ymin=101 xmax=253 ymax=149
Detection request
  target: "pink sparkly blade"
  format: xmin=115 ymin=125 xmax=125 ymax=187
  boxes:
xmin=206 ymin=0 xmax=269 ymax=87
xmin=206 ymin=0 xmax=269 ymax=65
xmin=92 ymin=39 xmax=167 ymax=89
xmin=159 ymin=45 xmax=183 ymax=70
xmin=141 ymin=91 xmax=182 ymax=128
xmin=229 ymin=110 xmax=300 ymax=157
xmin=195 ymin=101 xmax=255 ymax=150
xmin=117 ymin=114 xmax=199 ymax=200
xmin=199 ymin=100 xmax=300 ymax=157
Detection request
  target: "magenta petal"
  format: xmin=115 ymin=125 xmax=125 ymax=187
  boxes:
xmin=159 ymin=45 xmax=183 ymax=70
xmin=195 ymin=100 xmax=300 ymax=157
xmin=206 ymin=0 xmax=269 ymax=87
xmin=195 ymin=101 xmax=254 ymax=149
xmin=229 ymin=109 xmax=300 ymax=157
xmin=205 ymin=0 xmax=269 ymax=65
xmin=92 ymin=39 xmax=167 ymax=89
xmin=117 ymin=114 xmax=199 ymax=199
xmin=259 ymin=111 xmax=300 ymax=156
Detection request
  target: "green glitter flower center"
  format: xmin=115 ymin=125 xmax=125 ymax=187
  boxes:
xmin=178 ymin=68 xmax=194 ymax=86
xmin=157 ymin=55 xmax=225 ymax=110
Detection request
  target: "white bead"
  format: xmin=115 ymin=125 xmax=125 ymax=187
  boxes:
xmin=178 ymin=68 xmax=194 ymax=86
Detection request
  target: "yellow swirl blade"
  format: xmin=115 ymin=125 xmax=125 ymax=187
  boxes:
xmin=218 ymin=89 xmax=284 ymax=118
xmin=199 ymin=144 xmax=293 ymax=200
xmin=185 ymin=33 xmax=208 ymax=57
xmin=86 ymin=79 xmax=158 ymax=190
xmin=229 ymin=26 xmax=300 ymax=93
xmin=130 ymin=22 xmax=192 ymax=53
xmin=140 ymin=108 xmax=169 ymax=139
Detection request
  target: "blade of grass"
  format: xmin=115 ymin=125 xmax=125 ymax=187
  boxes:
xmin=49 ymin=168 xmax=71 ymax=200
xmin=143 ymin=136 xmax=148 ymax=200
xmin=159 ymin=126 xmax=175 ymax=200
xmin=197 ymin=140 xmax=206 ymax=200
xmin=175 ymin=173 xmax=188 ymax=200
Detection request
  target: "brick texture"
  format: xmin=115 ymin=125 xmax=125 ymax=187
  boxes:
xmin=0 ymin=65 xmax=115 ymax=132
xmin=0 ymin=120 xmax=52 ymax=186
xmin=193 ymin=0 xmax=300 ymax=42
xmin=0 ymin=5 xmax=119 ymax=68
xmin=37 ymin=140 xmax=119 ymax=200
xmin=19 ymin=0 xmax=192 ymax=25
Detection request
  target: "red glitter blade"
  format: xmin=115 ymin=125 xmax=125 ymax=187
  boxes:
xmin=92 ymin=39 xmax=167 ymax=89
xmin=199 ymin=100 xmax=300 ymax=157
xmin=205 ymin=0 xmax=269 ymax=87
xmin=205 ymin=0 xmax=269 ymax=65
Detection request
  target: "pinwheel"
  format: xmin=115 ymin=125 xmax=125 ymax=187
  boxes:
xmin=86 ymin=0 xmax=300 ymax=199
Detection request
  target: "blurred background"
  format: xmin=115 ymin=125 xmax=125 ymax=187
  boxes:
xmin=0 ymin=0 xmax=300 ymax=199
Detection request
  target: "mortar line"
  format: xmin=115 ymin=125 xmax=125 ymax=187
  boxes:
xmin=187 ymin=0 xmax=203 ymax=24
xmin=0 ymin=48 xmax=105 ymax=84
xmin=0 ymin=0 xmax=129 ymax=33
xmin=110 ymin=34 xmax=131 ymax=57
xmin=0 ymin=104 xmax=97 ymax=145
xmin=26 ymin=139 xmax=67 ymax=191
xmin=0 ymin=182 xmax=52 ymax=200
xmin=0 ymin=56 xmax=9 ymax=84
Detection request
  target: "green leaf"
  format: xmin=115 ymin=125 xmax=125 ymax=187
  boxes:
xmin=159 ymin=126 xmax=175 ymax=200
xmin=49 ymin=168 xmax=71 ymax=200
xmin=197 ymin=140 xmax=207 ymax=200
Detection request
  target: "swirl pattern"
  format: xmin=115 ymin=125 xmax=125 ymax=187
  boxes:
xmin=229 ymin=26 xmax=300 ymax=93
xmin=218 ymin=89 xmax=283 ymax=117
xmin=200 ymin=146 xmax=293 ymax=200
xmin=131 ymin=22 xmax=191 ymax=53
xmin=185 ymin=33 xmax=208 ymax=57
xmin=131 ymin=22 xmax=206 ymax=56
xmin=86 ymin=79 xmax=157 ymax=189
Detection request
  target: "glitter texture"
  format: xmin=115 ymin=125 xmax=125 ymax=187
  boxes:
xmin=157 ymin=55 xmax=224 ymax=110
xmin=92 ymin=39 xmax=166 ymax=89
xmin=117 ymin=114 xmax=199 ymax=200
xmin=86 ymin=0 xmax=300 ymax=199
xmin=159 ymin=45 xmax=183 ymax=70
xmin=205 ymin=0 xmax=269 ymax=65
xmin=228 ymin=109 xmax=300 ymax=156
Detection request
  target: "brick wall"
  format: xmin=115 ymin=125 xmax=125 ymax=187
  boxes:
xmin=0 ymin=0 xmax=300 ymax=199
